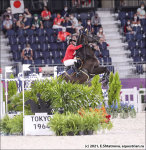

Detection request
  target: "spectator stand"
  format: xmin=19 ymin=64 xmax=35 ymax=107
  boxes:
xmin=117 ymin=6 xmax=146 ymax=75
xmin=3 ymin=7 xmax=115 ymax=76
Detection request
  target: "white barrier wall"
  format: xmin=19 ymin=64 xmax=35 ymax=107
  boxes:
xmin=120 ymin=87 xmax=138 ymax=112
xmin=103 ymin=87 xmax=146 ymax=112
xmin=137 ymin=88 xmax=146 ymax=112
xmin=23 ymin=113 xmax=55 ymax=136
xmin=120 ymin=87 xmax=146 ymax=112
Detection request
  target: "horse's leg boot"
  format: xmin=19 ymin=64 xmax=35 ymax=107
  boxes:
xmin=102 ymin=68 xmax=110 ymax=81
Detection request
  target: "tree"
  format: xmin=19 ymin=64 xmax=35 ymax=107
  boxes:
xmin=109 ymin=72 xmax=114 ymax=87
xmin=91 ymin=75 xmax=103 ymax=101
xmin=108 ymin=72 xmax=122 ymax=107
xmin=8 ymin=74 xmax=17 ymax=99
xmin=114 ymin=72 xmax=122 ymax=106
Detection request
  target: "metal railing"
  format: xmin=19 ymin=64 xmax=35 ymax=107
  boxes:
xmin=4 ymin=61 xmax=145 ymax=79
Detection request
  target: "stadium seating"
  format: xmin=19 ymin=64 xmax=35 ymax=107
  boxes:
xmin=6 ymin=11 xmax=114 ymax=74
xmin=118 ymin=9 xmax=146 ymax=74
xmin=136 ymin=64 xmax=143 ymax=74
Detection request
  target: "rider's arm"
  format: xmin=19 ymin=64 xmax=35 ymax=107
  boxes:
xmin=72 ymin=44 xmax=82 ymax=51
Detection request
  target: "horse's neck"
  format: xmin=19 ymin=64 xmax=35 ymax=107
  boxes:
xmin=77 ymin=35 xmax=81 ymax=45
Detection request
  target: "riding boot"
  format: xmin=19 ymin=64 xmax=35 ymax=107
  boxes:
xmin=74 ymin=62 xmax=80 ymax=77
xmin=65 ymin=66 xmax=71 ymax=71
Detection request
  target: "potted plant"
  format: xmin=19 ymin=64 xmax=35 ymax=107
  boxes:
xmin=129 ymin=105 xmax=136 ymax=118
xmin=7 ymin=114 xmax=23 ymax=135
xmin=139 ymin=85 xmax=144 ymax=94
xmin=111 ymin=102 xmax=119 ymax=119
xmin=78 ymin=117 xmax=85 ymax=135
xmin=62 ymin=114 xmax=78 ymax=136
xmin=0 ymin=115 xmax=11 ymax=135
xmin=120 ymin=108 xmax=129 ymax=119
xmin=0 ymin=114 xmax=23 ymax=135
xmin=72 ymin=114 xmax=85 ymax=135
xmin=48 ymin=113 xmax=64 ymax=136
xmin=83 ymin=112 xmax=95 ymax=135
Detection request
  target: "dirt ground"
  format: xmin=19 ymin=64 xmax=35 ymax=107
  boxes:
xmin=1 ymin=112 xmax=145 ymax=150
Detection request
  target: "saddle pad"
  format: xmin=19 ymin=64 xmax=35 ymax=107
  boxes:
xmin=66 ymin=67 xmax=76 ymax=76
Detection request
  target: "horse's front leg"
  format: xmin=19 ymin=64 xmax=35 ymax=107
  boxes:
xmin=91 ymin=66 xmax=107 ymax=75
xmin=92 ymin=66 xmax=110 ymax=86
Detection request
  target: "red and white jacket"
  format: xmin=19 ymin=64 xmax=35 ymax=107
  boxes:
xmin=62 ymin=44 xmax=82 ymax=62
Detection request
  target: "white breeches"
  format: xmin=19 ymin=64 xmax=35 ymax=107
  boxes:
xmin=52 ymin=25 xmax=65 ymax=29
xmin=64 ymin=59 xmax=77 ymax=67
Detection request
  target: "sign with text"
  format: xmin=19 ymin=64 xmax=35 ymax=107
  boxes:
xmin=23 ymin=113 xmax=55 ymax=136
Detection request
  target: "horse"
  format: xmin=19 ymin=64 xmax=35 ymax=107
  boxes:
xmin=60 ymin=31 xmax=110 ymax=85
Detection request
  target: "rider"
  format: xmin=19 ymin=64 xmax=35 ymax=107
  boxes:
xmin=62 ymin=35 xmax=83 ymax=74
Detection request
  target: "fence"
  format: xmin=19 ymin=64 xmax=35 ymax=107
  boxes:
xmin=120 ymin=87 xmax=146 ymax=112
xmin=103 ymin=87 xmax=146 ymax=113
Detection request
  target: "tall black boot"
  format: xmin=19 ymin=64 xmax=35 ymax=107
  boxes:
xmin=65 ymin=66 xmax=71 ymax=71
xmin=74 ymin=62 xmax=80 ymax=77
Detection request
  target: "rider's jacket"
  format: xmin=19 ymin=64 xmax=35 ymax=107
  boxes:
xmin=62 ymin=44 xmax=82 ymax=62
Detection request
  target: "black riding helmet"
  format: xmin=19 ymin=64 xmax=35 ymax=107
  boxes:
xmin=69 ymin=39 xmax=76 ymax=43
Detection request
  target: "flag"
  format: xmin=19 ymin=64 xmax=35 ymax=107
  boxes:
xmin=10 ymin=0 xmax=24 ymax=14
xmin=22 ymin=64 xmax=30 ymax=71
xmin=5 ymin=66 xmax=13 ymax=73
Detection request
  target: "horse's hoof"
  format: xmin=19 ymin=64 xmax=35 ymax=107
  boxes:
xmin=101 ymin=77 xmax=105 ymax=82
xmin=103 ymin=80 xmax=109 ymax=87
xmin=103 ymin=82 xmax=107 ymax=87
xmin=99 ymin=78 xmax=102 ymax=82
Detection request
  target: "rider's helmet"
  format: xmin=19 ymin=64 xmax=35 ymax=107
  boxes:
xmin=68 ymin=35 xmax=77 ymax=44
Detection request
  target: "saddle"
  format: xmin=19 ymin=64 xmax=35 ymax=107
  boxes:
xmin=65 ymin=59 xmax=82 ymax=77
xmin=66 ymin=66 xmax=76 ymax=76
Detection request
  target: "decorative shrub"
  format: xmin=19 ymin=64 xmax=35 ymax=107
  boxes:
xmin=48 ymin=107 xmax=113 ymax=136
xmin=9 ymin=76 xmax=103 ymax=114
xmin=90 ymin=75 xmax=103 ymax=101
xmin=105 ymin=101 xmax=136 ymax=119
xmin=8 ymin=74 xmax=17 ymax=98
xmin=0 ymin=115 xmax=11 ymax=134
xmin=108 ymin=72 xmax=122 ymax=107
xmin=0 ymin=114 xmax=23 ymax=135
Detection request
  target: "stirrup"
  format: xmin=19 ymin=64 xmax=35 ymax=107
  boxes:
xmin=75 ymin=71 xmax=80 ymax=77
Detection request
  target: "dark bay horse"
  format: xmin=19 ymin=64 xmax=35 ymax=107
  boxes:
xmin=60 ymin=32 xmax=110 ymax=85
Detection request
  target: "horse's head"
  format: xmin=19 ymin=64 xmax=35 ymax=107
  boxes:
xmin=76 ymin=28 xmax=101 ymax=63
xmin=77 ymin=29 xmax=100 ymax=45
xmin=77 ymin=29 xmax=88 ymax=45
